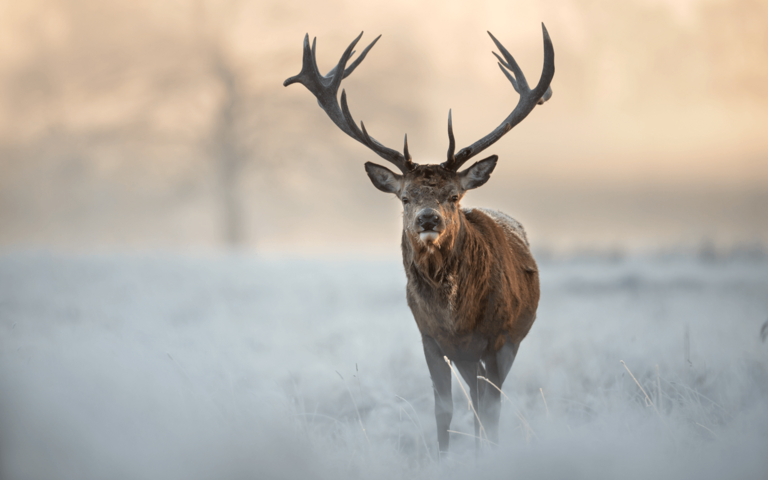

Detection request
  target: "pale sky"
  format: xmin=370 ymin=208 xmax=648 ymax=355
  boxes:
xmin=1 ymin=0 xmax=766 ymax=253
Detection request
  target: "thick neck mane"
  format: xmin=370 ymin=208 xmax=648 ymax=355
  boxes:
xmin=402 ymin=211 xmax=494 ymax=318
xmin=402 ymin=208 xmax=536 ymax=335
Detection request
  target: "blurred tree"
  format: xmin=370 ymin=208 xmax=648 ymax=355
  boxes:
xmin=205 ymin=44 xmax=251 ymax=247
xmin=195 ymin=0 xmax=252 ymax=247
xmin=0 ymin=0 xmax=263 ymax=248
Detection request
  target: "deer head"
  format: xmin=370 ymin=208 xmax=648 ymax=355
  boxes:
xmin=284 ymin=27 xmax=554 ymax=251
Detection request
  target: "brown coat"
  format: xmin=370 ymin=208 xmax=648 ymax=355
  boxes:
xmin=402 ymin=207 xmax=540 ymax=362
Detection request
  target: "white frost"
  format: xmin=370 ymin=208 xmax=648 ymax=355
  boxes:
xmin=0 ymin=252 xmax=767 ymax=479
xmin=464 ymin=207 xmax=530 ymax=246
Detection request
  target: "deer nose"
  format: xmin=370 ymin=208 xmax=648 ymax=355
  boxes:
xmin=417 ymin=210 xmax=442 ymax=231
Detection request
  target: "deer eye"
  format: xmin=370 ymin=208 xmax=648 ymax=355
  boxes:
xmin=450 ymin=195 xmax=459 ymax=203
xmin=402 ymin=197 xmax=410 ymax=205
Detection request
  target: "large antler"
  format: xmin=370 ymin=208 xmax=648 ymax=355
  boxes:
xmin=283 ymin=32 xmax=415 ymax=174
xmin=443 ymin=23 xmax=555 ymax=172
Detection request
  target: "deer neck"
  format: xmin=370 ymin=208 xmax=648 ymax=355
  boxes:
xmin=401 ymin=210 xmax=469 ymax=288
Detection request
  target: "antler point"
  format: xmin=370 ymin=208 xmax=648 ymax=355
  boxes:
xmin=403 ymin=133 xmax=412 ymax=163
xmin=446 ymin=109 xmax=456 ymax=166
xmin=289 ymin=32 xmax=411 ymax=174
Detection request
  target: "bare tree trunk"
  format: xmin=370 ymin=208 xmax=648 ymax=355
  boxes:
xmin=211 ymin=51 xmax=246 ymax=247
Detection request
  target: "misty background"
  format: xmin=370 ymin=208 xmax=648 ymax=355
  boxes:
xmin=1 ymin=0 xmax=767 ymax=254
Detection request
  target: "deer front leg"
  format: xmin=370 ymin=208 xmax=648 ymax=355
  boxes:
xmin=454 ymin=360 xmax=483 ymax=450
xmin=479 ymin=354 xmax=502 ymax=444
xmin=422 ymin=336 xmax=452 ymax=453
xmin=480 ymin=340 xmax=519 ymax=445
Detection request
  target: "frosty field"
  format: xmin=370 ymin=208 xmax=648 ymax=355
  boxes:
xmin=1 ymin=251 xmax=767 ymax=479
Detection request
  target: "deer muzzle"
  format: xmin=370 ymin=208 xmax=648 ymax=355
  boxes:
xmin=416 ymin=208 xmax=444 ymax=243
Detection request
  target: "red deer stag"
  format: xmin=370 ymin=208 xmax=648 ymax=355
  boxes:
xmin=284 ymin=25 xmax=554 ymax=452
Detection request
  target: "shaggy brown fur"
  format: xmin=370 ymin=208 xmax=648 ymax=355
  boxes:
xmin=403 ymin=207 xmax=540 ymax=361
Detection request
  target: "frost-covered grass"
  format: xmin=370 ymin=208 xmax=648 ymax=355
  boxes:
xmin=1 ymin=251 xmax=767 ymax=479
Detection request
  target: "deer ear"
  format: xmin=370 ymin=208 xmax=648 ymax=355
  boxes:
xmin=459 ymin=155 xmax=498 ymax=190
xmin=365 ymin=162 xmax=403 ymax=194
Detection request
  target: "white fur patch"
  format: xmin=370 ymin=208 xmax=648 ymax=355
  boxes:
xmin=463 ymin=207 xmax=530 ymax=246
xmin=419 ymin=231 xmax=440 ymax=243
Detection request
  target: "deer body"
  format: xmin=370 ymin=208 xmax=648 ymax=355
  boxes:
xmin=404 ymin=207 xmax=539 ymax=359
xmin=389 ymin=166 xmax=540 ymax=449
xmin=284 ymin=26 xmax=554 ymax=452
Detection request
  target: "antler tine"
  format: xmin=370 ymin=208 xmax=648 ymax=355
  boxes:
xmin=403 ymin=134 xmax=411 ymax=162
xmin=488 ymin=31 xmax=529 ymax=91
xmin=495 ymin=56 xmax=520 ymax=94
xmin=284 ymin=32 xmax=415 ymax=174
xmin=342 ymin=35 xmax=381 ymax=79
xmin=446 ymin=109 xmax=456 ymax=166
xmin=492 ymin=28 xmax=554 ymax=104
xmin=323 ymin=35 xmax=381 ymax=80
xmin=340 ymin=90 xmax=412 ymax=172
xmin=311 ymin=37 xmax=321 ymax=80
xmin=443 ymin=24 xmax=555 ymax=171
xmin=328 ymin=32 xmax=363 ymax=94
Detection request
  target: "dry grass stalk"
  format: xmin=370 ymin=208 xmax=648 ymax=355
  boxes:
xmin=395 ymin=396 xmax=435 ymax=465
xmin=443 ymin=356 xmax=488 ymax=443
xmin=336 ymin=371 xmax=370 ymax=445
xmin=477 ymin=375 xmax=538 ymax=441
xmin=621 ymin=360 xmax=678 ymax=443
xmin=447 ymin=429 xmax=499 ymax=447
